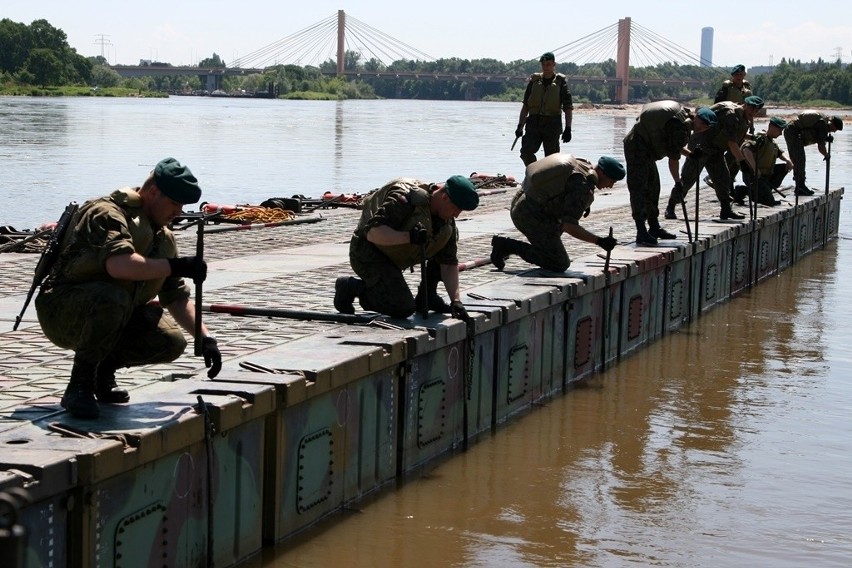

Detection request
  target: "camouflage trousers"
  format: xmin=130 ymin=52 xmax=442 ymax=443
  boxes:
xmin=671 ymin=149 xmax=733 ymax=208
xmin=623 ymin=139 xmax=662 ymax=222
xmin=510 ymin=191 xmax=570 ymax=272
xmin=35 ymin=281 xmax=187 ymax=367
xmin=350 ymin=255 xmax=418 ymax=318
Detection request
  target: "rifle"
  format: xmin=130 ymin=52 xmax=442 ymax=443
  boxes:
xmin=13 ymin=202 xmax=78 ymax=331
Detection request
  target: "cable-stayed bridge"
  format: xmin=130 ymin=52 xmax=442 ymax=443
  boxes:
xmin=113 ymin=11 xmax=723 ymax=101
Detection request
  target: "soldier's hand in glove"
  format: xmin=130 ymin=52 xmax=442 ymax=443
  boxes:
xmin=596 ymin=235 xmax=618 ymax=252
xmin=561 ymin=126 xmax=572 ymax=143
xmin=515 ymin=126 xmax=524 ymax=138
xmin=451 ymin=300 xmax=472 ymax=323
xmin=409 ymin=223 xmax=429 ymax=245
xmin=583 ymin=207 xmax=591 ymax=218
xmin=201 ymin=336 xmax=222 ymax=378
xmin=826 ymin=134 xmax=834 ymax=143
xmin=168 ymin=256 xmax=207 ymax=283
xmin=673 ymin=180 xmax=684 ymax=193
xmin=739 ymin=159 xmax=754 ymax=177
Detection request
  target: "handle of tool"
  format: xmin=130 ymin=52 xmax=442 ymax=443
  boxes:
xmin=194 ymin=216 xmax=204 ymax=356
xmin=420 ymin=243 xmax=429 ymax=319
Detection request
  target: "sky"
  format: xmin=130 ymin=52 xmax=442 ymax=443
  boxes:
xmin=5 ymin=0 xmax=850 ymax=71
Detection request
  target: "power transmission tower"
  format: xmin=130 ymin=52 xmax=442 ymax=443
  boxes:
xmin=94 ymin=34 xmax=113 ymax=61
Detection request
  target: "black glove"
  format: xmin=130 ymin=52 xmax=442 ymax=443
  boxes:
xmin=826 ymin=134 xmax=834 ymax=143
xmin=409 ymin=223 xmax=428 ymax=245
xmin=168 ymin=256 xmax=207 ymax=283
xmin=596 ymin=235 xmax=617 ymax=252
xmin=515 ymin=126 xmax=524 ymax=138
xmin=689 ymin=147 xmax=704 ymax=161
xmin=561 ymin=126 xmax=572 ymax=143
xmin=450 ymin=299 xmax=472 ymax=323
xmin=583 ymin=207 xmax=591 ymax=218
xmin=673 ymin=180 xmax=684 ymax=193
xmin=201 ymin=336 xmax=222 ymax=378
xmin=739 ymin=159 xmax=753 ymax=177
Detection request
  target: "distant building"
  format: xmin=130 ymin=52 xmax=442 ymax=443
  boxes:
xmin=700 ymin=27 xmax=713 ymax=67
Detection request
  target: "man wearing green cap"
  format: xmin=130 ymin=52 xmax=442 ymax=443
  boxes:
xmin=623 ymin=100 xmax=695 ymax=245
xmin=666 ymin=99 xmax=762 ymax=220
xmin=490 ymin=154 xmax=621 ymax=272
xmin=35 ymin=157 xmax=222 ymax=419
xmin=735 ymin=117 xmax=794 ymax=206
xmin=782 ymin=111 xmax=843 ymax=195
xmin=334 ymin=175 xmax=479 ymax=320
xmin=514 ymin=52 xmax=574 ymax=166
xmin=714 ymin=65 xmax=752 ymax=104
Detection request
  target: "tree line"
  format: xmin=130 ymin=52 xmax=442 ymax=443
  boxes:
xmin=2 ymin=17 xmax=851 ymax=106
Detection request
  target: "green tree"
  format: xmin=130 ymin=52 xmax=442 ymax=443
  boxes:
xmin=0 ymin=18 xmax=31 ymax=74
xmin=91 ymin=63 xmax=122 ymax=87
xmin=23 ymin=48 xmax=63 ymax=87
xmin=199 ymin=53 xmax=225 ymax=67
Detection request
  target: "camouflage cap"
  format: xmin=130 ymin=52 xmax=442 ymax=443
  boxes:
xmin=153 ymin=157 xmax=201 ymax=204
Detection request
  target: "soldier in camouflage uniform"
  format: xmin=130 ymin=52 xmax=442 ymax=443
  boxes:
xmin=714 ymin=64 xmax=753 ymax=104
xmin=515 ymin=52 xmax=574 ymax=166
xmin=35 ymin=158 xmax=222 ymax=419
xmin=782 ymin=111 xmax=843 ymax=195
xmin=490 ymin=154 xmax=622 ymax=272
xmin=334 ymin=175 xmax=479 ymax=320
xmin=734 ymin=116 xmax=794 ymax=206
xmin=665 ymin=98 xmax=763 ymax=221
xmin=623 ymin=100 xmax=695 ymax=245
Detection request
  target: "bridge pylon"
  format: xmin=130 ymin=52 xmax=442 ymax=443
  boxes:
xmin=615 ymin=17 xmax=631 ymax=104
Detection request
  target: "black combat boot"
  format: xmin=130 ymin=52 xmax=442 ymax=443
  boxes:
xmin=334 ymin=276 xmax=364 ymax=314
xmin=635 ymin=220 xmax=657 ymax=245
xmin=719 ymin=204 xmax=746 ymax=220
xmin=648 ymin=219 xmax=677 ymax=240
xmin=664 ymin=194 xmax=680 ymax=220
xmin=491 ymin=235 xmax=536 ymax=270
xmin=757 ymin=186 xmax=781 ymax=207
xmin=414 ymin=261 xmax=451 ymax=313
xmin=732 ymin=185 xmax=749 ymax=206
xmin=794 ymin=184 xmax=814 ymax=196
xmin=95 ymin=357 xmax=130 ymax=404
xmin=490 ymin=235 xmax=511 ymax=270
xmin=61 ymin=356 xmax=99 ymax=419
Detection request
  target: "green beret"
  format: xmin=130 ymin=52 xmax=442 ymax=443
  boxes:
xmin=153 ymin=158 xmax=201 ymax=204
xmin=744 ymin=95 xmax=764 ymax=108
xmin=696 ymin=107 xmax=717 ymax=125
xmin=730 ymin=64 xmax=746 ymax=74
xmin=769 ymin=116 xmax=787 ymax=129
xmin=831 ymin=116 xmax=843 ymax=130
xmin=597 ymin=156 xmax=625 ymax=181
xmin=539 ymin=52 xmax=555 ymax=62
xmin=444 ymin=175 xmax=479 ymax=211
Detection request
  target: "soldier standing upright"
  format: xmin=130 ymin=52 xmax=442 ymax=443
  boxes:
xmin=514 ymin=52 xmax=574 ymax=166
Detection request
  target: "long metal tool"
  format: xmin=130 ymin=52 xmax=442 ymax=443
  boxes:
xmin=203 ymin=303 xmax=379 ymax=324
xmin=194 ymin=215 xmax=205 ymax=356
xmin=823 ymin=138 xmax=832 ymax=248
xmin=600 ymin=227 xmax=613 ymax=373
xmin=419 ymin=243 xmax=429 ymax=319
xmin=510 ymin=135 xmax=520 ymax=151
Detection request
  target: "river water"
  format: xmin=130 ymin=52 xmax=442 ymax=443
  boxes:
xmin=2 ymin=97 xmax=851 ymax=567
